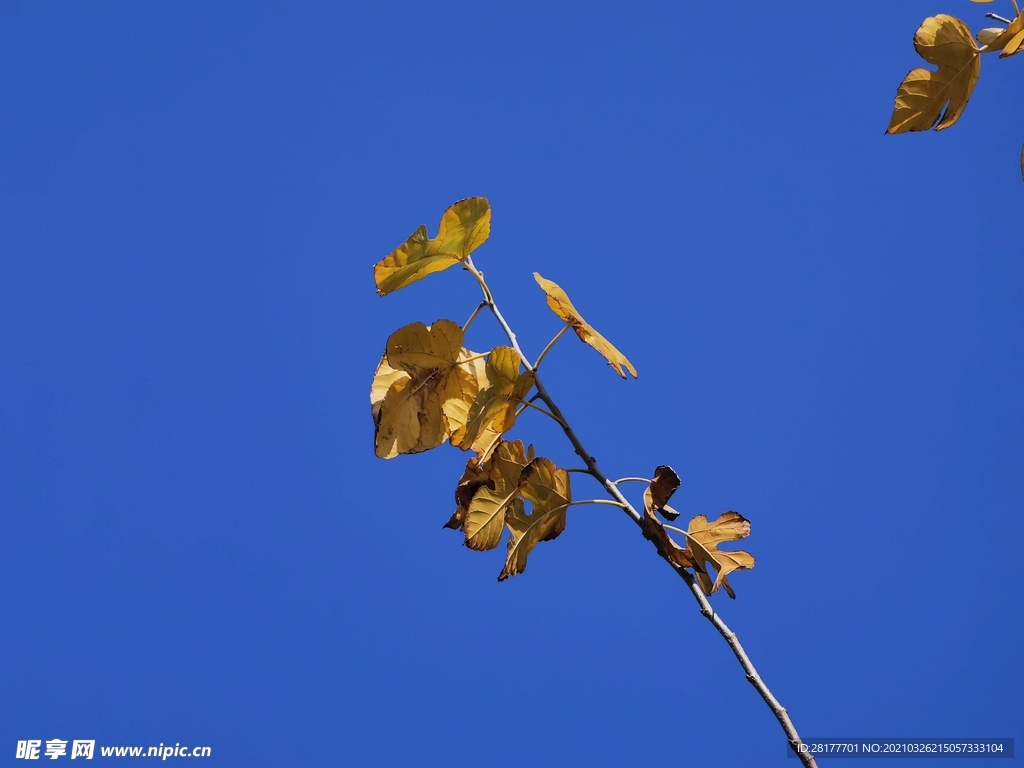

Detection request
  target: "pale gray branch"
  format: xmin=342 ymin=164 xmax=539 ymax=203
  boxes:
xmin=463 ymin=261 xmax=818 ymax=768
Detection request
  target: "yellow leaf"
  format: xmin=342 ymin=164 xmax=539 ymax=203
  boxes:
xmin=533 ymin=273 xmax=637 ymax=379
xmin=372 ymin=320 xmax=479 ymax=458
xmin=686 ymin=512 xmax=755 ymax=599
xmin=499 ymin=457 xmax=570 ymax=580
xmin=463 ymin=440 xmax=534 ymax=551
xmin=887 ymin=15 xmax=981 ymax=133
xmin=443 ymin=457 xmax=492 ymax=531
xmin=373 ymin=197 xmax=491 ymax=296
xmin=438 ymin=347 xmax=490 ymax=437
xmin=451 ymin=347 xmax=534 ymax=457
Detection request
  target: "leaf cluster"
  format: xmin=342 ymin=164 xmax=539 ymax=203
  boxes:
xmin=369 ymin=198 xmax=754 ymax=594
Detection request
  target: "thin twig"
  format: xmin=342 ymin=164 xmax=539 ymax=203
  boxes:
xmin=463 ymin=301 xmax=487 ymax=331
xmin=565 ymin=468 xmax=596 ymax=475
xmin=534 ymin=325 xmax=570 ymax=370
xmin=566 ymin=499 xmax=627 ymax=509
xmin=465 ymin=264 xmax=818 ymax=768
xmin=987 ymin=12 xmax=1013 ymax=24
xmin=612 ymin=477 xmax=652 ymax=485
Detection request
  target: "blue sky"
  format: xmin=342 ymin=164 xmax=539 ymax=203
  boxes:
xmin=0 ymin=1 xmax=1021 ymax=766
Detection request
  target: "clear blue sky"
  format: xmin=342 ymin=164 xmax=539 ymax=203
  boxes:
xmin=1 ymin=1 xmax=1021 ymax=766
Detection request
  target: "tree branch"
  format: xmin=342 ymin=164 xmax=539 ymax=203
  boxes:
xmin=464 ymin=262 xmax=819 ymax=768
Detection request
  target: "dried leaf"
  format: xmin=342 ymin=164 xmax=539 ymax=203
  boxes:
xmin=686 ymin=512 xmax=755 ymax=599
xmin=643 ymin=465 xmax=681 ymax=521
xmin=373 ymin=197 xmax=491 ymax=296
xmin=464 ymin=440 xmax=534 ymax=551
xmin=641 ymin=467 xmax=695 ymax=570
xmin=641 ymin=510 xmax=697 ymax=570
xmin=444 ymin=457 xmax=492 ymax=531
xmin=533 ymin=273 xmax=637 ymax=379
xmin=499 ymin=457 xmax=570 ymax=580
xmin=373 ymin=320 xmax=478 ymax=458
xmin=887 ymin=15 xmax=981 ymax=133
xmin=451 ymin=347 xmax=534 ymax=457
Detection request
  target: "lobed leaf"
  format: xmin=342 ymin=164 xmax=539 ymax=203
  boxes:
xmin=887 ymin=15 xmax=981 ymax=133
xmin=463 ymin=440 xmax=534 ymax=551
xmin=686 ymin=512 xmax=755 ymax=599
xmin=533 ymin=273 xmax=637 ymax=378
xmin=373 ymin=197 xmax=491 ymax=296
xmin=372 ymin=320 xmax=480 ymax=458
xmin=499 ymin=457 xmax=570 ymax=580
xmin=450 ymin=346 xmax=534 ymax=458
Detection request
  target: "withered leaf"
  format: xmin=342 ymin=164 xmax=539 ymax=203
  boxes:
xmin=533 ymin=273 xmax=637 ymax=379
xmin=451 ymin=346 xmax=534 ymax=458
xmin=641 ymin=466 xmax=695 ymax=570
xmin=372 ymin=320 xmax=478 ymax=459
xmin=686 ymin=511 xmax=755 ymax=599
xmin=373 ymin=197 xmax=491 ymax=296
xmin=887 ymin=15 xmax=981 ymax=133
xmin=464 ymin=440 xmax=534 ymax=551
xmin=643 ymin=465 xmax=681 ymax=522
xmin=499 ymin=457 xmax=570 ymax=580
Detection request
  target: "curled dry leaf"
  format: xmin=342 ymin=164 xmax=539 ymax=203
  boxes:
xmin=499 ymin=457 xmax=570 ymax=580
xmin=533 ymin=273 xmax=637 ymax=379
xmin=463 ymin=440 xmax=534 ymax=551
xmin=686 ymin=512 xmax=755 ymax=599
xmin=373 ymin=197 xmax=491 ymax=296
xmin=641 ymin=466 xmax=695 ymax=570
xmin=643 ymin=465 xmax=681 ymax=522
xmin=450 ymin=346 xmax=534 ymax=459
xmin=371 ymin=320 xmax=479 ymax=458
xmin=887 ymin=15 xmax=981 ymax=133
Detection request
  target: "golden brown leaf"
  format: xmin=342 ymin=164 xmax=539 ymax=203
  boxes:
xmin=887 ymin=15 xmax=981 ymax=133
xmin=373 ymin=197 xmax=491 ymax=296
xmin=464 ymin=440 xmax=534 ymax=551
xmin=443 ymin=457 xmax=492 ymax=531
xmin=643 ymin=465 xmax=681 ymax=522
xmin=499 ymin=457 xmax=570 ymax=580
xmin=450 ymin=346 xmax=534 ymax=458
xmin=533 ymin=273 xmax=637 ymax=379
xmin=686 ymin=512 xmax=755 ymax=599
xmin=372 ymin=320 xmax=478 ymax=458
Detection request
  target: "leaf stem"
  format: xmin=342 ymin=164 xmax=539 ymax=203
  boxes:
xmin=612 ymin=476 xmax=652 ymax=485
xmin=663 ymin=523 xmax=694 ymax=542
xmin=517 ymin=398 xmax=565 ymax=427
xmin=564 ymin=468 xmax=597 ymax=475
xmin=463 ymin=261 xmax=818 ymax=768
xmin=463 ymin=301 xmax=487 ymax=331
xmin=533 ymin=325 xmax=570 ymax=370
